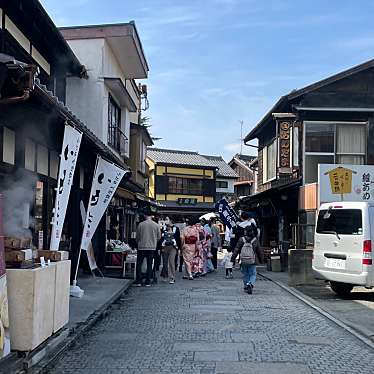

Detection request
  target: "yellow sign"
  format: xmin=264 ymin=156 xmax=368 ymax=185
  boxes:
xmin=324 ymin=166 xmax=356 ymax=200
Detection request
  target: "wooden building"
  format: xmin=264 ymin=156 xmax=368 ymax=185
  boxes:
xmin=0 ymin=0 xmax=131 ymax=279
xmin=146 ymin=148 xmax=217 ymax=219
xmin=242 ymin=59 xmax=374 ymax=248
xmin=228 ymin=154 xmax=256 ymax=197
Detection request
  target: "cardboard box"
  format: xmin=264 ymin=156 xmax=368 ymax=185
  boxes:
xmin=37 ymin=250 xmax=69 ymax=262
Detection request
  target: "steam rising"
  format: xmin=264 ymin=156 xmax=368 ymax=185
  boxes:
xmin=1 ymin=171 xmax=37 ymax=238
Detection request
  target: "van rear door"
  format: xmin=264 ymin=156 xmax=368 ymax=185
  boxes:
xmin=316 ymin=208 xmax=363 ymax=274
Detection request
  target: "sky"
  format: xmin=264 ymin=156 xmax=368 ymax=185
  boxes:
xmin=41 ymin=0 xmax=374 ymax=160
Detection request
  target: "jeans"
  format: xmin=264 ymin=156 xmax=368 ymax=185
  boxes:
xmin=135 ymin=250 xmax=154 ymax=284
xmin=241 ymin=263 xmax=256 ymax=286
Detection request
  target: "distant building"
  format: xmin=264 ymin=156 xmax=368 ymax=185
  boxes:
xmin=146 ymin=148 xmax=218 ymax=219
xmin=228 ymin=154 xmax=257 ymax=197
xmin=202 ymin=155 xmax=239 ymax=201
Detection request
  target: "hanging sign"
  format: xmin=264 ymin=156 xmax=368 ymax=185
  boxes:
xmin=278 ymin=120 xmax=291 ymax=172
xmin=81 ymin=156 xmax=129 ymax=251
xmin=215 ymin=198 xmax=240 ymax=229
xmin=50 ymin=124 xmax=82 ymax=251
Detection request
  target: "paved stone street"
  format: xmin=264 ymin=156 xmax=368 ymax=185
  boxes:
xmin=48 ymin=270 xmax=374 ymax=374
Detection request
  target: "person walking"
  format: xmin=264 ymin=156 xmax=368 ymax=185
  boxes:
xmin=160 ymin=221 xmax=178 ymax=284
xmin=181 ymin=217 xmax=199 ymax=280
xmin=134 ymin=212 xmax=161 ymax=287
xmin=209 ymin=218 xmax=221 ymax=270
xmin=231 ymin=225 xmax=263 ymax=294
xmin=221 ymin=248 xmax=234 ymax=279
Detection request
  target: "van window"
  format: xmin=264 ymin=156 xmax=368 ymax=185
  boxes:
xmin=316 ymin=209 xmax=363 ymax=235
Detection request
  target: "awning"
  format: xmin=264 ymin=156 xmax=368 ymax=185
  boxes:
xmin=116 ymin=188 xmax=136 ymax=200
xmin=104 ymin=77 xmax=137 ymax=112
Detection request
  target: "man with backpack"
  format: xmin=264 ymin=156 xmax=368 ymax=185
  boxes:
xmin=231 ymin=225 xmax=263 ymax=294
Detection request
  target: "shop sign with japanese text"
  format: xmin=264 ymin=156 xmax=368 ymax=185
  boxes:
xmin=319 ymin=164 xmax=374 ymax=203
xmin=278 ymin=120 xmax=291 ymax=173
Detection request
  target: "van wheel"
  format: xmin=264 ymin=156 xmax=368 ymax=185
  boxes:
xmin=330 ymin=281 xmax=353 ymax=296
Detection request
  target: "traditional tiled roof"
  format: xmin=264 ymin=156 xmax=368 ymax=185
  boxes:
xmin=202 ymin=155 xmax=239 ymax=179
xmin=147 ymin=148 xmax=216 ymax=168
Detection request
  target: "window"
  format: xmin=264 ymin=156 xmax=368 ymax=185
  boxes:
xmin=304 ymin=122 xmax=367 ymax=184
xmin=25 ymin=139 xmax=36 ymax=171
xmin=50 ymin=151 xmax=59 ymax=179
xmin=262 ymin=140 xmax=277 ymax=183
xmin=336 ymin=125 xmax=365 ymax=164
xmin=317 ymin=209 xmax=362 ymax=236
xmin=293 ymin=126 xmax=299 ymax=167
xmin=305 ymin=123 xmax=334 ymax=153
xmin=168 ymin=177 xmax=203 ymax=195
xmin=36 ymin=145 xmax=48 ymax=175
xmin=3 ymin=127 xmax=15 ymax=165
xmin=108 ymin=94 xmax=121 ymax=151
xmin=216 ymin=180 xmax=228 ymax=189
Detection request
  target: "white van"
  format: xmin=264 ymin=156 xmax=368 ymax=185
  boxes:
xmin=313 ymin=201 xmax=374 ymax=296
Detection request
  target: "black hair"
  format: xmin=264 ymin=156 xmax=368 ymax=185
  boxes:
xmin=241 ymin=211 xmax=251 ymax=220
xmin=227 ymin=247 xmax=232 ymax=253
xmin=244 ymin=225 xmax=255 ymax=238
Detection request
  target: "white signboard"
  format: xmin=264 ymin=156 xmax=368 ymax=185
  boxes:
xmin=318 ymin=164 xmax=374 ymax=203
xmin=50 ymin=125 xmax=82 ymax=250
xmin=81 ymin=156 xmax=128 ymax=251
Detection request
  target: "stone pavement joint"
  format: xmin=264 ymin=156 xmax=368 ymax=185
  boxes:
xmin=46 ymin=270 xmax=374 ymax=374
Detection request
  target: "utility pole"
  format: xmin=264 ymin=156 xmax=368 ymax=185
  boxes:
xmin=239 ymin=120 xmax=244 ymax=154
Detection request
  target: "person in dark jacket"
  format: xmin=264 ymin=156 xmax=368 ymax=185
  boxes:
xmin=231 ymin=225 xmax=263 ymax=294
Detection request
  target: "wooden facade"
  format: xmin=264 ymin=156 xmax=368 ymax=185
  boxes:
xmin=243 ymin=59 xmax=374 ymax=248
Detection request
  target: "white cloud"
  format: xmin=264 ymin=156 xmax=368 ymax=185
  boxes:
xmin=224 ymin=142 xmax=242 ymax=153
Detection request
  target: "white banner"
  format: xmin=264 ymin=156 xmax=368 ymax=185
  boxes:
xmin=319 ymin=164 xmax=374 ymax=203
xmin=79 ymin=201 xmax=97 ymax=270
xmin=50 ymin=125 xmax=82 ymax=250
xmin=81 ymin=156 xmax=128 ymax=251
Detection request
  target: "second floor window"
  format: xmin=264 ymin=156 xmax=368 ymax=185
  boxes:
xmin=262 ymin=139 xmax=277 ymax=183
xmin=304 ymin=122 xmax=366 ymax=184
xmin=168 ymin=176 xmax=203 ymax=195
xmin=216 ymin=180 xmax=228 ymax=189
xmin=108 ymin=94 xmax=121 ymax=151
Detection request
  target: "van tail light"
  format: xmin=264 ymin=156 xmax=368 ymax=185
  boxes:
xmin=363 ymin=240 xmax=372 ymax=265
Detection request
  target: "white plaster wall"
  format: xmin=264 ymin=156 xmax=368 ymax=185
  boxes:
xmin=103 ymin=42 xmax=137 ymax=154
xmin=216 ymin=178 xmax=235 ymax=194
xmin=65 ymin=38 xmax=106 ymax=142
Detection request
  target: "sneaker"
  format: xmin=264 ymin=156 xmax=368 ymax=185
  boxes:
xmin=229 ymin=274 xmax=233 ymax=279
xmin=169 ymin=279 xmax=175 ymax=284
xmin=182 ymin=275 xmax=189 ymax=280
xmin=225 ymin=275 xmax=229 ymax=279
xmin=145 ymin=282 xmax=151 ymax=287
xmin=188 ymin=275 xmax=194 ymax=280
xmin=134 ymin=282 xmax=142 ymax=287
xmin=247 ymin=283 xmax=253 ymax=294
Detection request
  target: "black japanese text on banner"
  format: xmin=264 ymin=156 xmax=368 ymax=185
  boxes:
xmin=81 ymin=156 xmax=128 ymax=251
xmin=50 ymin=125 xmax=82 ymax=251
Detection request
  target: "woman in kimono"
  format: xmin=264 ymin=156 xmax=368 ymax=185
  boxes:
xmin=181 ymin=217 xmax=200 ymax=280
